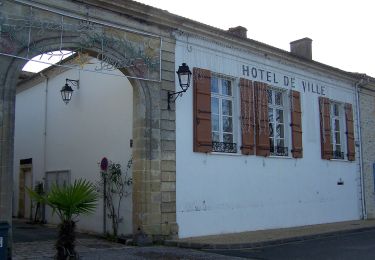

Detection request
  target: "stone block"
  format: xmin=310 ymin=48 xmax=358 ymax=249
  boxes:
xmin=161 ymin=223 xmax=171 ymax=235
xmin=161 ymin=129 xmax=176 ymax=141
xmin=161 ymin=191 xmax=176 ymax=202
xmin=161 ymin=51 xmax=175 ymax=63
xmin=161 ymin=151 xmax=176 ymax=161
xmin=161 ymin=212 xmax=176 ymax=224
xmin=161 ymin=171 xmax=176 ymax=182
xmin=161 ymin=70 xmax=175 ymax=82
xmin=161 ymin=60 xmax=175 ymax=72
xmin=161 ymin=182 xmax=176 ymax=192
xmin=161 ymin=202 xmax=176 ymax=213
xmin=161 ymin=160 xmax=176 ymax=171
xmin=151 ymin=192 xmax=161 ymax=204
xmin=150 ymin=170 xmax=161 ymax=181
xmin=161 ymin=109 xmax=176 ymax=121
xmin=161 ymin=120 xmax=175 ymax=131
xmin=161 ymin=140 xmax=175 ymax=151
xmin=150 ymin=181 xmax=161 ymax=192
xmin=161 ymin=41 xmax=175 ymax=53
xmin=143 ymin=224 xmax=161 ymax=235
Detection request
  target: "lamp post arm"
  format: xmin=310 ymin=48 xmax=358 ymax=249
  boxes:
xmin=168 ymin=89 xmax=187 ymax=110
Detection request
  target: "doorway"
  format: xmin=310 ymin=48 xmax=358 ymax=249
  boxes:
xmin=18 ymin=161 xmax=33 ymax=219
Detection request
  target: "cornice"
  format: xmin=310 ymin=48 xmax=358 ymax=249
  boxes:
xmin=72 ymin=0 xmax=368 ymax=83
xmin=17 ymin=0 xmax=373 ymax=84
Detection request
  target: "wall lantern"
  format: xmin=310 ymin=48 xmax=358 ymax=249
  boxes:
xmin=168 ymin=63 xmax=192 ymax=110
xmin=60 ymin=79 xmax=79 ymax=104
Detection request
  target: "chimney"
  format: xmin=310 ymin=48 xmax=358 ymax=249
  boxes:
xmin=228 ymin=26 xmax=247 ymax=39
xmin=290 ymin=38 xmax=312 ymax=60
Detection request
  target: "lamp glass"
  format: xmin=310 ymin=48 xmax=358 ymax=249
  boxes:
xmin=60 ymin=83 xmax=74 ymax=104
xmin=176 ymin=63 xmax=192 ymax=91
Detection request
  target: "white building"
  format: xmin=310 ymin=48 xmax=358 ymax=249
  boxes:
xmin=175 ymin=32 xmax=362 ymax=238
xmin=11 ymin=3 xmax=368 ymax=240
xmin=14 ymin=59 xmax=134 ymax=235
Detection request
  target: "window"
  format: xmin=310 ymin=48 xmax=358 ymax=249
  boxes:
xmin=330 ymin=102 xmax=345 ymax=159
xmin=45 ymin=170 xmax=70 ymax=192
xmin=211 ymin=76 xmax=237 ymax=153
xmin=194 ymin=68 xmax=303 ymax=157
xmin=268 ymin=88 xmax=288 ymax=156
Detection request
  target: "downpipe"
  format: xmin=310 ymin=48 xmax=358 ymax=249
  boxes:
xmin=355 ymin=78 xmax=368 ymax=220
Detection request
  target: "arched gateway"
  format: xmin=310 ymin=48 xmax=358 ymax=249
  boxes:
xmin=0 ymin=0 xmax=178 ymax=249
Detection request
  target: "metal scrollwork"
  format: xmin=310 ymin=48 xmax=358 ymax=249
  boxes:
xmin=0 ymin=1 xmax=161 ymax=81
xmin=332 ymin=151 xmax=344 ymax=160
xmin=270 ymin=146 xmax=289 ymax=156
xmin=212 ymin=142 xmax=237 ymax=153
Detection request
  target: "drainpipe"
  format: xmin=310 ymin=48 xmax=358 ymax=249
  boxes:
xmin=40 ymin=72 xmax=48 ymax=222
xmin=355 ymin=77 xmax=369 ymax=220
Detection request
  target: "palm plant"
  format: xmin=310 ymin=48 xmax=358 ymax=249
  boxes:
xmin=28 ymin=179 xmax=98 ymax=260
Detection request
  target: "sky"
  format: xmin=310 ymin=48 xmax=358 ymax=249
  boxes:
xmin=22 ymin=0 xmax=374 ymax=77
xmin=134 ymin=0 xmax=375 ymax=77
xmin=22 ymin=51 xmax=74 ymax=73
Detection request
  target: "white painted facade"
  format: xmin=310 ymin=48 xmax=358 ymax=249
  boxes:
xmin=13 ymin=59 xmax=134 ymax=235
xmin=175 ymin=35 xmax=362 ymax=238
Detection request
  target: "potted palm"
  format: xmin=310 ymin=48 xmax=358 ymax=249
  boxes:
xmin=28 ymin=178 xmax=98 ymax=259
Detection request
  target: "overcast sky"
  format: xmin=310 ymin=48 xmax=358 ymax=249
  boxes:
xmin=136 ymin=0 xmax=375 ymax=77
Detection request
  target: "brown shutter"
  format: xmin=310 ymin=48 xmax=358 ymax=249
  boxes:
xmin=345 ymin=103 xmax=355 ymax=161
xmin=193 ymin=68 xmax=212 ymax=153
xmin=290 ymin=90 xmax=303 ymax=158
xmin=240 ymin=78 xmax=255 ymax=155
xmin=254 ymin=81 xmax=270 ymax=157
xmin=319 ymin=96 xmax=332 ymax=160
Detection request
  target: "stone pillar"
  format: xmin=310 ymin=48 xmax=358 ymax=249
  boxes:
xmin=0 ymin=65 xmax=17 ymax=224
xmin=131 ymin=36 xmax=178 ymax=242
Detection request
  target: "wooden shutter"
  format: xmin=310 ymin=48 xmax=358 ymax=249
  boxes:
xmin=290 ymin=90 xmax=303 ymax=158
xmin=319 ymin=96 xmax=332 ymax=160
xmin=193 ymin=68 xmax=212 ymax=153
xmin=240 ymin=78 xmax=255 ymax=155
xmin=345 ymin=103 xmax=355 ymax=161
xmin=254 ymin=81 xmax=270 ymax=157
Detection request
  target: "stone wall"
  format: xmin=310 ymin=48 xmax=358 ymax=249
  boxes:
xmin=360 ymin=87 xmax=375 ymax=218
xmin=0 ymin=0 xmax=178 ymax=242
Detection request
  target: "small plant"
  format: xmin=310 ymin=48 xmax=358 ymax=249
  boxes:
xmin=97 ymin=158 xmax=132 ymax=239
xmin=32 ymin=181 xmax=44 ymax=223
xmin=28 ymin=178 xmax=98 ymax=260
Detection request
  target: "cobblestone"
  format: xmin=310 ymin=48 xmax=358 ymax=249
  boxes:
xmin=13 ymin=239 xmax=242 ymax=259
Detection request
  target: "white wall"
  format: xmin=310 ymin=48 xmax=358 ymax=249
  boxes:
xmin=13 ymin=83 xmax=46 ymax=218
xmin=175 ymin=36 xmax=361 ymax=238
xmin=14 ymin=59 xmax=134 ymax=235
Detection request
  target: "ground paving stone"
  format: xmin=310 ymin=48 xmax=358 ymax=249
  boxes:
xmin=13 ymin=239 xmax=243 ymax=259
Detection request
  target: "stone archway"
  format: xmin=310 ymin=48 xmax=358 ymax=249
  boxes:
xmin=0 ymin=0 xmax=178 ymax=251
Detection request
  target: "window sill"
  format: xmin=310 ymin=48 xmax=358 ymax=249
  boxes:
xmin=211 ymin=151 xmax=241 ymax=156
xmin=268 ymin=155 xmax=293 ymax=159
xmin=330 ymin=158 xmax=350 ymax=162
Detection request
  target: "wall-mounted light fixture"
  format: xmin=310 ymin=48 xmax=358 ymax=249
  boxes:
xmin=60 ymin=79 xmax=79 ymax=104
xmin=168 ymin=63 xmax=192 ymax=110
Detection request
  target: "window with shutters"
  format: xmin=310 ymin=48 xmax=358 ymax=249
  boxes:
xmin=211 ymin=75 xmax=237 ymax=153
xmin=330 ymin=102 xmax=346 ymax=159
xmin=267 ymin=88 xmax=289 ymax=156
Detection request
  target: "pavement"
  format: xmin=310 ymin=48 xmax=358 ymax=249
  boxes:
xmin=11 ymin=218 xmax=375 ymax=259
xmin=11 ymin=219 xmax=241 ymax=259
xmin=165 ymin=219 xmax=375 ymax=250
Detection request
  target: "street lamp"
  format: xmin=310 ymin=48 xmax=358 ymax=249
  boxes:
xmin=60 ymin=79 xmax=79 ymax=104
xmin=168 ymin=63 xmax=192 ymax=110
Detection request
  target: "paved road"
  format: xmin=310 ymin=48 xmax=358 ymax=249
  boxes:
xmin=12 ymin=219 xmax=245 ymax=259
xmin=13 ymin=218 xmax=92 ymax=242
xmin=205 ymin=229 xmax=375 ymax=260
